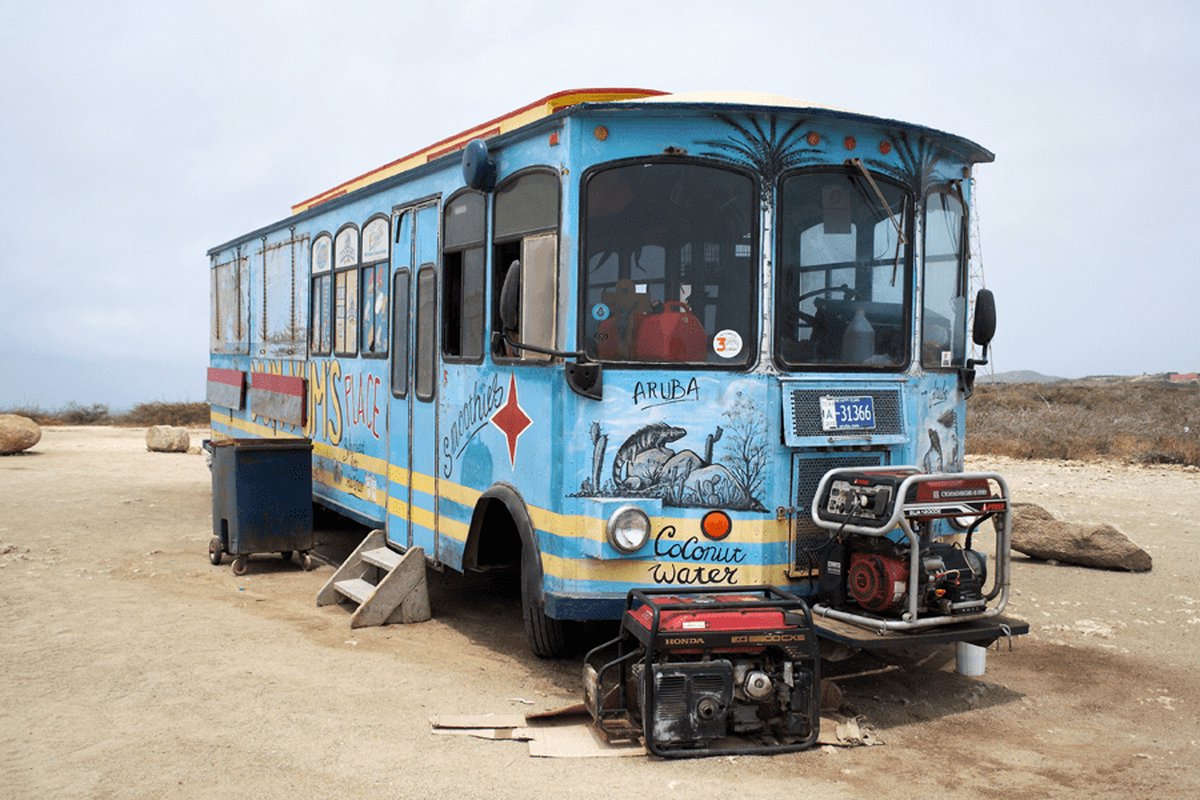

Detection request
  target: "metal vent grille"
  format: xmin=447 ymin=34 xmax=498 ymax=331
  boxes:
xmin=654 ymin=676 xmax=688 ymax=721
xmin=791 ymin=452 xmax=885 ymax=577
xmin=788 ymin=389 xmax=903 ymax=438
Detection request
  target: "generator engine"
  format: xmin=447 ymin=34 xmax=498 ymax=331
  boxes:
xmin=832 ymin=537 xmax=987 ymax=616
xmin=585 ymin=587 xmax=820 ymax=757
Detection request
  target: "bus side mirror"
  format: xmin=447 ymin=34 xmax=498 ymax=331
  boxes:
xmin=497 ymin=258 xmax=602 ymax=400
xmin=973 ymin=288 xmax=996 ymax=348
xmin=961 ymin=288 xmax=996 ymax=399
xmin=462 ymin=139 xmax=496 ymax=192
xmin=500 ymin=259 xmax=521 ymax=333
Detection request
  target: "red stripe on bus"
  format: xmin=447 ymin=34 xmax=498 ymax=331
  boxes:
xmin=207 ymin=367 xmax=245 ymax=387
xmin=250 ymin=372 xmax=305 ymax=397
xmin=425 ymin=127 xmax=502 ymax=161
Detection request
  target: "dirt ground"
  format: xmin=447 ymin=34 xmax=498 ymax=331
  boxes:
xmin=2 ymin=427 xmax=1198 ymax=799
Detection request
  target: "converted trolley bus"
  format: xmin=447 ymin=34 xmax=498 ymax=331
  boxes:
xmin=207 ymin=88 xmax=1007 ymax=657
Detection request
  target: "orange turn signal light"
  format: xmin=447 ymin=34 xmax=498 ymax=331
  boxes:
xmin=701 ymin=510 xmax=732 ymax=541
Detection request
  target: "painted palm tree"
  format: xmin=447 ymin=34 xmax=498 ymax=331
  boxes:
xmin=865 ymin=130 xmax=948 ymax=195
xmin=699 ymin=114 xmax=821 ymax=206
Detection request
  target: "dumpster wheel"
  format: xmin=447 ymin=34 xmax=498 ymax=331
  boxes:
xmin=231 ymin=555 xmax=249 ymax=576
xmin=300 ymin=552 xmax=314 ymax=571
xmin=280 ymin=550 xmax=293 ymax=563
xmin=208 ymin=537 xmax=223 ymax=566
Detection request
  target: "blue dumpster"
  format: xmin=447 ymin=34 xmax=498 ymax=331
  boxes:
xmin=208 ymin=438 xmax=315 ymax=575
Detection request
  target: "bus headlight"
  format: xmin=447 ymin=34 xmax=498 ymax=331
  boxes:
xmin=607 ymin=505 xmax=651 ymax=553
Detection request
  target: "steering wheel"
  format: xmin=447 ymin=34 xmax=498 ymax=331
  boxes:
xmin=784 ymin=284 xmax=859 ymax=360
xmin=796 ymin=284 xmax=858 ymax=304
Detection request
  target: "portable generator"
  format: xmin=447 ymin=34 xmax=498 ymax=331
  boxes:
xmin=811 ymin=467 xmax=1014 ymax=632
xmin=584 ymin=587 xmax=820 ymax=757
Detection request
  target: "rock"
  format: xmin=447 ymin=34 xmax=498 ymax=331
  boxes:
xmin=0 ymin=414 xmax=41 ymax=455
xmin=660 ymin=449 xmax=704 ymax=486
xmin=680 ymin=464 xmax=750 ymax=508
xmin=1010 ymin=503 xmax=1152 ymax=572
xmin=622 ymin=447 xmax=673 ymax=489
xmin=145 ymin=425 xmax=190 ymax=453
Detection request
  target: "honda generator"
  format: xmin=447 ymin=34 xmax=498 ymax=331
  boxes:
xmin=584 ymin=587 xmax=820 ymax=758
xmin=811 ymin=467 xmax=1014 ymax=633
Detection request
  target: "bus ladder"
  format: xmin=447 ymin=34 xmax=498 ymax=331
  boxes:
xmin=316 ymin=530 xmax=431 ymax=627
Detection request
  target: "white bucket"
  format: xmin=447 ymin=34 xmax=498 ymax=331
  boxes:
xmin=955 ymin=642 xmax=987 ymax=676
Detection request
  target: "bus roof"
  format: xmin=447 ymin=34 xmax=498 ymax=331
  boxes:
xmin=288 ymin=87 xmax=993 ymax=216
xmin=290 ymin=87 xmax=666 ymax=214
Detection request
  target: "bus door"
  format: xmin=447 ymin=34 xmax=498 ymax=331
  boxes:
xmin=387 ymin=200 xmax=441 ymax=558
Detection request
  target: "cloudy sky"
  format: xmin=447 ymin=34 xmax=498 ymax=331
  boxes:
xmin=1 ymin=0 xmax=1196 ymax=409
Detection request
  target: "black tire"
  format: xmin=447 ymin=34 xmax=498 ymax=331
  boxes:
xmin=521 ymin=545 xmax=568 ymax=658
xmin=300 ymin=552 xmax=314 ymax=571
xmin=208 ymin=537 xmax=223 ymax=566
xmin=280 ymin=550 xmax=293 ymax=563
xmin=231 ymin=555 xmax=248 ymax=576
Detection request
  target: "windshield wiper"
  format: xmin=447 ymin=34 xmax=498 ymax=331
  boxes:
xmin=848 ymin=157 xmax=908 ymax=285
xmin=847 ymin=158 xmax=908 ymax=245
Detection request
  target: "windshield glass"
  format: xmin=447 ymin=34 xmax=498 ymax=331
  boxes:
xmin=775 ymin=169 xmax=912 ymax=369
xmin=922 ymin=187 xmax=967 ymax=368
xmin=581 ymin=161 xmax=756 ymax=365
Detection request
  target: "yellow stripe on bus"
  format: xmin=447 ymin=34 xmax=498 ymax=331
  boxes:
xmin=210 ymin=410 xmax=791 ymax=546
xmin=538 ymin=552 xmax=789 ymax=586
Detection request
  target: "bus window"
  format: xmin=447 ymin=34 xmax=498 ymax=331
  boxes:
xmin=212 ymin=251 xmax=249 ymax=354
xmin=492 ymin=170 xmax=560 ymax=360
xmin=391 ymin=269 xmax=410 ymax=397
xmin=309 ymin=234 xmax=332 ymax=355
xmin=922 ymin=187 xmax=967 ymax=369
xmin=582 ymin=161 xmax=756 ymax=365
xmin=442 ymin=192 xmax=485 ymax=361
xmin=360 ymin=216 xmax=390 ymax=357
xmin=775 ymin=169 xmax=912 ymax=369
xmin=415 ymin=265 xmax=437 ymax=400
xmin=334 ymin=225 xmax=360 ymax=356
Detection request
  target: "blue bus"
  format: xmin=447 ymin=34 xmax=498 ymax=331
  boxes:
xmin=207 ymin=88 xmax=1003 ymax=656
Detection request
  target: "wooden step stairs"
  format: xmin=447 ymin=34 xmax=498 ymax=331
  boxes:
xmin=316 ymin=530 xmax=431 ymax=627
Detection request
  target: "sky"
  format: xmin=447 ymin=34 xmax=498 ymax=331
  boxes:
xmin=1 ymin=0 xmax=1197 ymax=409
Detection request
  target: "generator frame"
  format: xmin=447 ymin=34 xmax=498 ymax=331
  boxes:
xmin=810 ymin=467 xmax=1013 ymax=633
xmin=584 ymin=585 xmax=820 ymax=758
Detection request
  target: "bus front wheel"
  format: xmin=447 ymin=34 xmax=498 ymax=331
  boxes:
xmin=521 ymin=547 xmax=567 ymax=658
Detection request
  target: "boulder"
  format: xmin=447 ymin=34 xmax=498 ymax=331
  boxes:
xmin=621 ymin=447 xmax=673 ymax=490
xmin=680 ymin=464 xmax=751 ymax=508
xmin=0 ymin=414 xmax=41 ymax=455
xmin=145 ymin=425 xmax=190 ymax=453
xmin=1010 ymin=503 xmax=1152 ymax=572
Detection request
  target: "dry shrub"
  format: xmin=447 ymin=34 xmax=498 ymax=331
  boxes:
xmin=1 ymin=402 xmax=210 ymax=428
xmin=0 ymin=405 xmax=61 ymax=425
xmin=119 ymin=402 xmax=210 ymax=427
xmin=967 ymin=382 xmax=1200 ymax=466
xmin=4 ymin=403 xmax=115 ymax=425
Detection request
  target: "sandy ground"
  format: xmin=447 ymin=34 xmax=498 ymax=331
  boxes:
xmin=1 ymin=427 xmax=1198 ymax=799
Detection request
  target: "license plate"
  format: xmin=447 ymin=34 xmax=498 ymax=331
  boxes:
xmin=820 ymin=395 xmax=876 ymax=431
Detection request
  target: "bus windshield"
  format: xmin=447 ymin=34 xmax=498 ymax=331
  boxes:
xmin=775 ymin=169 xmax=912 ymax=369
xmin=581 ymin=161 xmax=757 ymax=365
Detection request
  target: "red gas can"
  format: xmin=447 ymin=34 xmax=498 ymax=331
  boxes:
xmin=636 ymin=301 xmax=707 ymax=362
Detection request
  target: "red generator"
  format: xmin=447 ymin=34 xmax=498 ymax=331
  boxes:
xmin=635 ymin=301 xmax=708 ymax=362
xmin=584 ymin=587 xmax=820 ymax=757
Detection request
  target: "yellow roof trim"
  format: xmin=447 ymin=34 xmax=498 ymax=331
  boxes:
xmin=291 ymin=87 xmax=665 ymax=214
